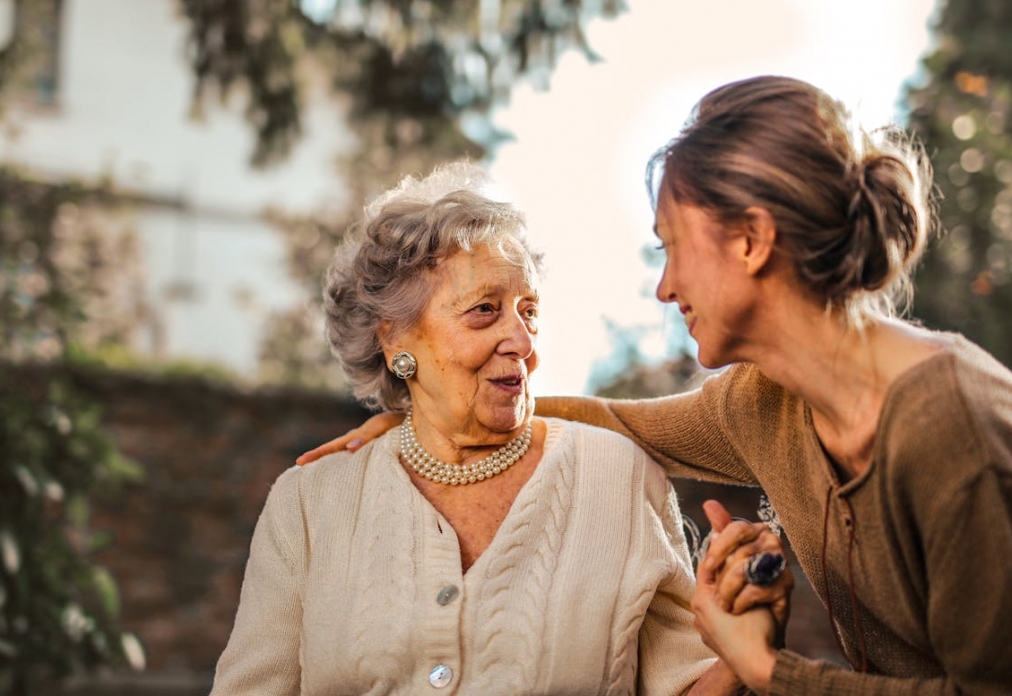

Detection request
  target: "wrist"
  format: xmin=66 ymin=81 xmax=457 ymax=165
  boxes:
xmin=740 ymin=645 xmax=778 ymax=696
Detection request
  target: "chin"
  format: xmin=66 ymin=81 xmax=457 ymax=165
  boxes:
xmin=696 ymin=355 xmax=720 ymax=369
xmin=483 ymin=398 xmax=532 ymax=434
xmin=695 ymin=346 xmax=731 ymax=370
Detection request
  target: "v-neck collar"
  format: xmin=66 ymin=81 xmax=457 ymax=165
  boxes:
xmin=800 ymin=336 xmax=958 ymax=496
xmin=382 ymin=418 xmax=564 ymax=576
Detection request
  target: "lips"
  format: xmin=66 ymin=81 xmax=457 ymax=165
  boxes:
xmin=489 ymin=374 xmax=525 ymax=393
xmin=679 ymin=305 xmax=696 ymax=333
xmin=491 ymin=375 xmax=524 ymax=386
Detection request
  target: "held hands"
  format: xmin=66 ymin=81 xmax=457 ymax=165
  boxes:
xmin=699 ymin=500 xmax=793 ymax=629
xmin=691 ymin=500 xmax=794 ymax=696
xmin=295 ymin=412 xmax=405 ymax=465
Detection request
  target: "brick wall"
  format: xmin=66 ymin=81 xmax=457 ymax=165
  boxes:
xmin=42 ymin=366 xmax=371 ymax=695
xmin=24 ymin=366 xmax=842 ymax=694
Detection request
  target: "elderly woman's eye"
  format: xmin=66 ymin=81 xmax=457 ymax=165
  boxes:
xmin=472 ymin=302 xmax=496 ymax=314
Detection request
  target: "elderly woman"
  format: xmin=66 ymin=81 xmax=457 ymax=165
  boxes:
xmin=210 ymin=164 xmax=738 ymax=695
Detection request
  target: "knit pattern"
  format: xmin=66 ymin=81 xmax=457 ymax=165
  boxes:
xmin=210 ymin=419 xmax=715 ymax=695
xmin=474 ymin=427 xmax=572 ymax=694
xmin=349 ymin=455 xmax=416 ymax=685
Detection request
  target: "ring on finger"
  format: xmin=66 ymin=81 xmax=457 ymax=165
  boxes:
xmin=744 ymin=551 xmax=786 ymax=586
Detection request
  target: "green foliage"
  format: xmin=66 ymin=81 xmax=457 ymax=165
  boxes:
xmin=0 ymin=169 xmax=144 ymax=692
xmin=905 ymin=0 xmax=1012 ymax=366
xmin=0 ymin=369 xmax=143 ymax=694
xmin=180 ymin=0 xmax=624 ymax=166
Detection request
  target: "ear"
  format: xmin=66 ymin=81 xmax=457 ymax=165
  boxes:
xmin=739 ymin=206 xmax=777 ymax=276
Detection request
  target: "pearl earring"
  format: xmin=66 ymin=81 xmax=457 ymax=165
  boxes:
xmin=391 ymin=351 xmax=417 ymax=379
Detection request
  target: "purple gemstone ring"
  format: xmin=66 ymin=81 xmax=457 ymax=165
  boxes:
xmin=744 ymin=552 xmax=786 ymax=586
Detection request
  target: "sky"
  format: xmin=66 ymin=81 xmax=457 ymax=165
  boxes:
xmin=484 ymin=0 xmax=939 ymax=396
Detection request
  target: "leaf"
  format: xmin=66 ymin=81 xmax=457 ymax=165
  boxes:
xmin=91 ymin=566 xmax=120 ymax=619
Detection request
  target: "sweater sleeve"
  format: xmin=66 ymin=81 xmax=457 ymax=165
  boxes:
xmin=210 ymin=468 xmax=305 ymax=696
xmin=536 ymin=367 xmax=757 ymax=486
xmin=637 ymin=482 xmax=718 ymax=696
xmin=770 ymin=650 xmax=947 ymax=695
xmin=923 ymin=464 xmax=1012 ymax=694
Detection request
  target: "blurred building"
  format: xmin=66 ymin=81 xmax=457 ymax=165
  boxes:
xmin=0 ymin=0 xmax=350 ymax=377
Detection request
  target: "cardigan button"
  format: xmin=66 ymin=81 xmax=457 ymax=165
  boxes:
xmin=429 ymin=663 xmax=453 ymax=688
xmin=436 ymin=585 xmax=459 ymax=605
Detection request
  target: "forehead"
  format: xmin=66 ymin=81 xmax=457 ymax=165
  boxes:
xmin=654 ymin=190 xmax=722 ymax=240
xmin=432 ymin=245 xmax=538 ymax=299
xmin=653 ymin=187 xmax=683 ymax=239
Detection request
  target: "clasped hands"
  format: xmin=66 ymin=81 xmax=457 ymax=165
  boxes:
xmin=692 ymin=500 xmax=794 ymax=696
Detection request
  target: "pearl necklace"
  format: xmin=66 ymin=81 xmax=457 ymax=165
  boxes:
xmin=399 ymin=411 xmax=533 ymax=485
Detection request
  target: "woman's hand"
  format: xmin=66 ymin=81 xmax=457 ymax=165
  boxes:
xmin=692 ymin=499 xmax=791 ymax=696
xmin=295 ymin=412 xmax=405 ymax=465
xmin=699 ymin=500 xmax=793 ymax=634
xmin=691 ymin=585 xmax=778 ymax=695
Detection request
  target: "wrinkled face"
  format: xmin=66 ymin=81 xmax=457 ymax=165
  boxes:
xmin=654 ymin=188 xmax=751 ymax=368
xmin=394 ymin=244 xmax=540 ymax=442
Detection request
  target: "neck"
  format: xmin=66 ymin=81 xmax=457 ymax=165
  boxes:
xmin=750 ymin=303 xmax=945 ymax=478
xmin=407 ymin=409 xmax=529 ymax=466
xmin=742 ymin=304 xmax=912 ymax=479
xmin=400 ymin=411 xmax=533 ymax=486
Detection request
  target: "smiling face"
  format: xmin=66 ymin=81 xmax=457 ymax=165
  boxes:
xmin=390 ymin=243 xmax=540 ymax=448
xmin=653 ymin=188 xmax=756 ymax=369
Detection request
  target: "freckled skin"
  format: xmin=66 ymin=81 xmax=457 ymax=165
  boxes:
xmin=386 ymin=244 xmax=544 ymax=572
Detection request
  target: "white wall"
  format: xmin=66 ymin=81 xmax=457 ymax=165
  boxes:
xmin=1 ymin=0 xmax=353 ymax=376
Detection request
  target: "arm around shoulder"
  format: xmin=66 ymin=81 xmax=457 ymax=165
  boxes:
xmin=538 ymin=368 xmax=756 ymax=486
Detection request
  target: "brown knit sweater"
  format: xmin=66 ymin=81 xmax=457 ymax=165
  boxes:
xmin=537 ymin=334 xmax=1012 ymax=695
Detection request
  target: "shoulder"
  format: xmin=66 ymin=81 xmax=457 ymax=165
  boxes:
xmin=267 ymin=430 xmax=401 ymax=512
xmin=543 ymin=417 xmax=653 ymax=461
xmin=725 ymin=363 xmax=797 ymax=412
xmin=545 ymin=416 xmax=638 ymax=445
xmin=881 ymin=334 xmax=1012 ymax=482
xmin=693 ymin=363 xmax=803 ymax=450
xmin=690 ymin=363 xmax=798 ymax=424
xmin=541 ymin=417 xmax=673 ymax=493
xmin=884 ymin=333 xmax=1012 ymax=432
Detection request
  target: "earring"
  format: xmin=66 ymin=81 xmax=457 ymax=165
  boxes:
xmin=390 ymin=351 xmax=417 ymax=380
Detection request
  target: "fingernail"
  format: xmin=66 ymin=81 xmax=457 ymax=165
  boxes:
xmin=347 ymin=438 xmax=364 ymax=451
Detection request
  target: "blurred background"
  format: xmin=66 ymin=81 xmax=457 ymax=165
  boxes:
xmin=1 ymin=0 xmax=1010 ymax=693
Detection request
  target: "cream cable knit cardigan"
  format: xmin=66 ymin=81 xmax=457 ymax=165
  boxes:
xmin=210 ymin=418 xmax=716 ymax=696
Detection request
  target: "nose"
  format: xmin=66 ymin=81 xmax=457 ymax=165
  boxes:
xmin=497 ymin=308 xmax=536 ymax=359
xmin=655 ymin=263 xmax=678 ymax=304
